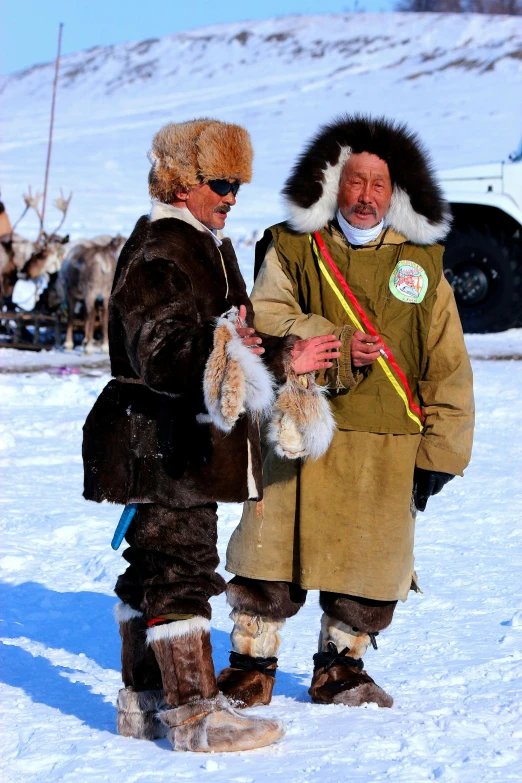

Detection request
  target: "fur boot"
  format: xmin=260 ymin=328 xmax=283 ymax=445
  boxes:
xmin=116 ymin=687 xmax=168 ymax=740
xmin=217 ymin=610 xmax=284 ymax=708
xmin=204 ymin=308 xmax=275 ymax=433
xmin=148 ymin=617 xmax=285 ymax=752
xmin=115 ymin=603 xmax=167 ymax=739
xmin=308 ymin=613 xmax=393 ymax=708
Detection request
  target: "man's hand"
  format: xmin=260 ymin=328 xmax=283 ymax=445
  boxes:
xmin=413 ymin=468 xmax=455 ymax=512
xmin=291 ymin=334 xmax=341 ymax=375
xmin=351 ymin=329 xmax=384 ymax=367
xmin=235 ymin=304 xmax=264 ymax=355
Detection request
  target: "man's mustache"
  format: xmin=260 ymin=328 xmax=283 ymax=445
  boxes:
xmin=348 ymin=204 xmax=377 ymax=217
xmin=214 ymin=205 xmax=231 ymax=214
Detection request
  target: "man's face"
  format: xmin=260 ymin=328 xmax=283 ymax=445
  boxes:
xmin=182 ymin=180 xmax=238 ymax=231
xmin=337 ymin=152 xmax=393 ymax=229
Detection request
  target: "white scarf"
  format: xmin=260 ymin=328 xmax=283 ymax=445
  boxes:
xmin=336 ymin=209 xmax=383 ymax=246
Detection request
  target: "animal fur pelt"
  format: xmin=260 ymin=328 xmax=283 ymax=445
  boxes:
xmin=147 ymin=620 xmax=284 ymax=751
xmin=116 ymin=687 xmax=168 ymax=740
xmin=148 ymin=119 xmax=253 ymax=203
xmin=282 ymin=114 xmax=451 ymax=244
xmin=83 ymin=216 xmax=291 ymax=508
xmin=117 ymin=609 xmax=164 ymax=692
xmin=319 ymin=592 xmax=397 ymax=632
xmin=310 ymin=614 xmax=393 ymax=708
xmin=267 ymin=371 xmax=336 ymax=460
xmin=226 ymin=576 xmax=307 ymax=620
xmin=158 ymin=693 xmax=284 ymax=752
xmin=115 ymin=503 xmax=225 ymax=621
xmin=203 ymin=308 xmax=275 ymax=432
xmin=217 ymin=611 xmax=282 ymax=708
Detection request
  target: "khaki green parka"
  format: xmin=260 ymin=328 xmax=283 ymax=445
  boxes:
xmin=226 ymin=222 xmax=474 ymax=601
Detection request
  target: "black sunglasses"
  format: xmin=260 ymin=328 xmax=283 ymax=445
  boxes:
xmin=208 ymin=179 xmax=240 ymax=197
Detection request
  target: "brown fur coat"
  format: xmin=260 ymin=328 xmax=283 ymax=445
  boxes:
xmin=82 ymin=213 xmax=295 ymax=508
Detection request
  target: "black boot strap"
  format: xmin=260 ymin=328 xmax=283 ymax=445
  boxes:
xmin=369 ymin=632 xmax=379 ymax=650
xmin=229 ymin=651 xmax=278 ymax=677
xmin=313 ymin=642 xmax=364 ymax=673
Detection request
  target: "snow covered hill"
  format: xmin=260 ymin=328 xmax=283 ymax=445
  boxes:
xmin=1 ymin=12 xmax=521 ymax=261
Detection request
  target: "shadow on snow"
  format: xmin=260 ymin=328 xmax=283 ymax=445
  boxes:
xmin=0 ymin=581 xmax=306 ymax=733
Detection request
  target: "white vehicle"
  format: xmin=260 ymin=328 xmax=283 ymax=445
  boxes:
xmin=439 ymin=149 xmax=522 ymax=333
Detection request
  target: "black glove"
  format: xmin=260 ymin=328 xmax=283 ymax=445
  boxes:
xmin=413 ymin=468 xmax=455 ymax=512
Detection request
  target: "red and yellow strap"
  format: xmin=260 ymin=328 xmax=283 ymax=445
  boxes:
xmin=310 ymin=231 xmax=424 ymax=432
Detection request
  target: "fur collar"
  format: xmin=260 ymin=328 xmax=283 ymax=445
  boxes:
xmin=282 ymin=115 xmax=451 ymax=245
xmin=150 ymin=201 xmax=222 ymax=246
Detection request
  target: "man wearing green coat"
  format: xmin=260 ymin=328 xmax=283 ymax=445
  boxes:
xmin=217 ymin=115 xmax=474 ymax=710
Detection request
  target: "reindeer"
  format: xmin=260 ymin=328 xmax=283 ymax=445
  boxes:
xmin=0 ymin=243 xmax=16 ymax=301
xmin=61 ymin=234 xmax=126 ymax=353
xmin=2 ymin=188 xmax=72 ymax=307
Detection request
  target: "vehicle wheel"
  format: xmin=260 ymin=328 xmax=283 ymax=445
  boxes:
xmin=443 ymin=227 xmax=522 ymax=333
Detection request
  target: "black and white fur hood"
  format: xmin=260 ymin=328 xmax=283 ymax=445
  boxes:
xmin=282 ymin=115 xmax=451 ymax=245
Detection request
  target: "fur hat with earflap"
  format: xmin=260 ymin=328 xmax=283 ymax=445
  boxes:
xmin=282 ymin=114 xmax=451 ymax=245
xmin=148 ymin=118 xmax=253 ymax=204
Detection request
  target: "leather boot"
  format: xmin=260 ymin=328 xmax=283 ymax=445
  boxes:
xmin=148 ymin=617 xmax=285 ymax=752
xmin=308 ymin=613 xmax=393 ymax=708
xmin=115 ymin=603 xmax=167 ymax=739
xmin=217 ymin=610 xmax=284 ymax=708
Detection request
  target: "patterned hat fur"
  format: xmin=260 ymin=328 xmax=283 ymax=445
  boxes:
xmin=282 ymin=114 xmax=451 ymax=245
xmin=148 ymin=118 xmax=253 ymax=203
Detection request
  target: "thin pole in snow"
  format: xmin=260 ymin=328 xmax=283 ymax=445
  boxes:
xmin=40 ymin=22 xmax=64 ymax=240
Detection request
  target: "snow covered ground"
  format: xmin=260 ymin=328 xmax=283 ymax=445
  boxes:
xmin=1 ymin=338 xmax=521 ymax=782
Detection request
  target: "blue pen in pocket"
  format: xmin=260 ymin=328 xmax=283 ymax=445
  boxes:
xmin=111 ymin=503 xmax=138 ymax=550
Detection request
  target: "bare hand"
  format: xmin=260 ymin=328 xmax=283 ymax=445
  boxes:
xmin=235 ymin=304 xmax=264 ymax=355
xmin=351 ymin=329 xmax=384 ymax=367
xmin=291 ymin=334 xmax=342 ymax=375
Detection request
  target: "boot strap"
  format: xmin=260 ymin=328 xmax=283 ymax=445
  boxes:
xmin=229 ymin=651 xmax=278 ymax=677
xmin=313 ymin=642 xmax=364 ymax=673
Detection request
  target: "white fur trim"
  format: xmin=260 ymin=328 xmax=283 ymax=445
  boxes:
xmin=196 ymin=412 xmax=213 ymax=424
xmin=386 ymin=186 xmax=452 ymax=245
xmin=285 ymin=151 xmax=451 ymax=243
xmin=146 ymin=616 xmax=210 ymax=644
xmin=114 ymin=603 xmax=143 ymax=624
xmin=285 ymin=146 xmax=351 ymax=233
xmin=149 ymin=201 xmax=222 ymax=246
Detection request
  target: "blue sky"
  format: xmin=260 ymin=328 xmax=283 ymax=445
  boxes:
xmin=3 ymin=0 xmax=395 ymax=74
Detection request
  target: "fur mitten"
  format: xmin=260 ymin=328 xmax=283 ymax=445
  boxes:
xmin=268 ymin=371 xmax=336 ymax=460
xmin=203 ymin=307 xmax=275 ymax=432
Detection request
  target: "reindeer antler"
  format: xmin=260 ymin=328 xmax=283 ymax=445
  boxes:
xmin=49 ymin=189 xmax=73 ymax=238
xmin=26 ymin=187 xmax=45 ymax=242
xmin=12 ymin=187 xmax=44 ymax=232
xmin=23 ymin=186 xmax=43 ymax=211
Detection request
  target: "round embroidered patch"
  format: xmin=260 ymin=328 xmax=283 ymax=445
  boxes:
xmin=389 ymin=261 xmax=428 ymax=304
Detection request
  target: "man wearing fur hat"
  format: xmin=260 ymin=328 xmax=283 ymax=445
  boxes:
xmin=220 ymin=115 xmax=474 ymax=710
xmin=82 ymin=119 xmax=340 ymax=752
